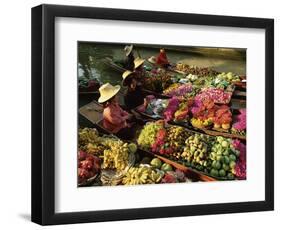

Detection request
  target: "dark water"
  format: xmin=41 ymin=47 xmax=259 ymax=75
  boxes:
xmin=78 ymin=42 xmax=246 ymax=86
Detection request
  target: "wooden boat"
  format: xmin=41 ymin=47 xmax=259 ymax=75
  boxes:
xmin=79 ymin=100 xmax=110 ymax=133
xmin=138 ymin=149 xmax=217 ymax=182
xmin=230 ymin=98 xmax=246 ymax=110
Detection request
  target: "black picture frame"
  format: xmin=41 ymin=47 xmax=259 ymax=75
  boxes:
xmin=31 ymin=4 xmax=274 ymax=225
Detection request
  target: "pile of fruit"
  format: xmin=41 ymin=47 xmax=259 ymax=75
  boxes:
xmin=181 ymin=135 xmax=240 ymax=179
xmin=79 ymin=128 xmax=104 ymax=156
xmin=208 ymin=137 xmax=239 ymax=179
xmin=122 ymin=166 xmax=163 ymax=185
xmin=181 ymin=134 xmax=212 ymax=169
xmin=175 ymin=63 xmax=219 ymax=77
xmin=137 ymin=121 xmax=164 ymax=151
xmin=78 ymin=150 xmax=101 ymax=184
xmin=204 ymin=72 xmax=239 ymax=91
xmin=143 ymin=73 xmax=173 ymax=93
xmin=163 ymin=83 xmax=193 ymax=97
xmin=215 ymin=72 xmax=241 ymax=83
xmin=195 ymin=88 xmax=232 ymax=104
xmin=190 ymin=95 xmax=232 ymax=131
xmin=102 ymin=139 xmax=130 ymax=171
xmin=137 ymin=122 xmax=245 ymax=180
xmin=163 ymin=83 xmax=182 ymax=95
xmin=213 ymin=105 xmax=232 ymax=130
xmin=78 ymin=128 xmax=138 ymax=185
xmin=138 ymin=122 xmax=191 ymax=156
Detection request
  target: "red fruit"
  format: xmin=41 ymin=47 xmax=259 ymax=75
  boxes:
xmin=78 ymin=168 xmax=90 ymax=180
xmin=80 ymin=160 xmax=93 ymax=170
xmin=86 ymin=154 xmax=95 ymax=162
xmin=162 ymin=173 xmax=177 ymax=183
xmin=78 ymin=150 xmax=87 ymax=161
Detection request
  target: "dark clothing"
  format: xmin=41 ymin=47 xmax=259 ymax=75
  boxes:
xmin=124 ymin=54 xmax=135 ymax=71
xmin=124 ymin=85 xmax=144 ymax=110
xmin=116 ymin=125 xmax=136 ymax=140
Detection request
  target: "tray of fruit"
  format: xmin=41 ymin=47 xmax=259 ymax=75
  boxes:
xmin=135 ymin=97 xmax=246 ymax=140
xmin=129 ymin=155 xmax=195 ymax=184
xmin=136 ymin=121 xmax=246 ymax=181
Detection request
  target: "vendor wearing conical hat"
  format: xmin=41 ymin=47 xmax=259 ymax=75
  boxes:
xmin=98 ymin=83 xmax=131 ymax=134
xmin=133 ymin=57 xmax=146 ymax=82
xmin=123 ymin=45 xmax=135 ymax=71
xmin=122 ymin=70 xmax=145 ymax=110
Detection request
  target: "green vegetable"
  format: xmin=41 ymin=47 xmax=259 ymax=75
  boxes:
xmin=210 ymin=169 xmax=219 ymax=177
xmin=219 ymin=169 xmax=226 ymax=177
xmin=223 ymin=156 xmax=230 ymax=164
xmin=229 ymin=154 xmax=237 ymax=162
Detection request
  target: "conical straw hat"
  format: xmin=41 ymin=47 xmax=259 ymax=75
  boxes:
xmin=124 ymin=45 xmax=133 ymax=56
xmin=122 ymin=70 xmax=134 ymax=86
xmin=98 ymin=83 xmax=121 ymax=103
xmin=134 ymin=57 xmax=145 ymax=69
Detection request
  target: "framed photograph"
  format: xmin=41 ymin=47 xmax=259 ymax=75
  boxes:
xmin=31 ymin=4 xmax=274 ymax=225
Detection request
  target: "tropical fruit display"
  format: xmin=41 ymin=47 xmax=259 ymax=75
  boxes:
xmin=78 ymin=44 xmax=247 ymax=188
xmin=136 ymin=121 xmax=246 ymax=180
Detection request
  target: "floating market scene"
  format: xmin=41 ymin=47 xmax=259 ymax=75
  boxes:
xmin=78 ymin=42 xmax=246 ymax=187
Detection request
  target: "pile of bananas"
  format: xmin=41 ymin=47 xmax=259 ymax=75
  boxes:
xmin=181 ymin=134 xmax=213 ymax=168
xmin=102 ymin=139 xmax=130 ymax=172
xmin=79 ymin=127 xmax=100 ymax=143
xmin=78 ymin=128 xmax=101 ymax=150
xmin=122 ymin=166 xmax=163 ymax=185
xmin=86 ymin=143 xmax=105 ymax=157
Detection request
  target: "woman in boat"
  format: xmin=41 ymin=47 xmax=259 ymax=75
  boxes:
xmin=133 ymin=57 xmax=146 ymax=83
xmin=123 ymin=45 xmax=135 ymax=71
xmin=98 ymin=83 xmax=134 ymax=139
xmin=122 ymin=70 xmax=146 ymax=110
xmin=156 ymin=48 xmax=171 ymax=69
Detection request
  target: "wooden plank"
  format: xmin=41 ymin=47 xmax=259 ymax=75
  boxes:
xmin=233 ymin=90 xmax=246 ymax=97
xmin=79 ymin=101 xmax=103 ymax=125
